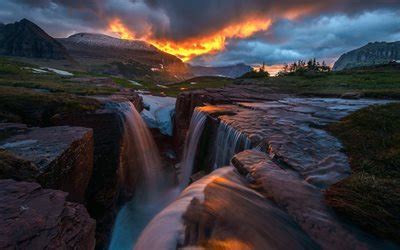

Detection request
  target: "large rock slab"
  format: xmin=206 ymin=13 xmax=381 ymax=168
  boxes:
xmin=0 ymin=179 xmax=95 ymax=250
xmin=231 ymin=150 xmax=394 ymax=249
xmin=192 ymin=98 xmax=390 ymax=187
xmin=52 ymin=107 xmax=124 ymax=248
xmin=173 ymin=86 xmax=287 ymax=155
xmin=0 ymin=124 xmax=93 ymax=202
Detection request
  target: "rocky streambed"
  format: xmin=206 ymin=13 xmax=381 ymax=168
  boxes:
xmin=0 ymin=83 xmax=397 ymax=250
xmin=136 ymin=87 xmax=396 ymax=249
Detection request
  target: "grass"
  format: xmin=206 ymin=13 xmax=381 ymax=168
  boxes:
xmin=162 ymin=76 xmax=233 ymax=97
xmin=325 ymin=103 xmax=400 ymax=242
xmin=0 ymin=86 xmax=100 ymax=126
xmin=247 ymin=69 xmax=400 ymax=99
xmin=111 ymin=76 xmax=233 ymax=97
xmin=0 ymin=57 xmax=119 ymax=95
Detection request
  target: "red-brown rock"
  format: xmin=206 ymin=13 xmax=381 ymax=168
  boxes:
xmin=0 ymin=179 xmax=95 ymax=250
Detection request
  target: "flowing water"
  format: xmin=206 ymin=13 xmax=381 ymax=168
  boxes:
xmin=134 ymin=167 xmax=318 ymax=250
xmin=179 ymin=108 xmax=207 ymax=188
xmin=213 ymin=120 xmax=252 ymax=169
xmin=108 ymin=102 xmax=178 ymax=250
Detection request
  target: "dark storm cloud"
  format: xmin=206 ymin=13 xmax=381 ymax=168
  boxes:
xmin=190 ymin=9 xmax=400 ymax=66
xmin=0 ymin=0 xmax=399 ymax=65
xmin=141 ymin=0 xmax=400 ymax=40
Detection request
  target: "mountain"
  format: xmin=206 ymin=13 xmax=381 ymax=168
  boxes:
xmin=333 ymin=41 xmax=400 ymax=71
xmin=189 ymin=63 xmax=252 ymax=78
xmin=58 ymin=33 xmax=183 ymax=68
xmin=62 ymin=33 xmax=156 ymax=52
xmin=0 ymin=19 xmax=69 ymax=59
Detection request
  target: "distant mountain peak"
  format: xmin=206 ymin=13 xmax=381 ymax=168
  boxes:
xmin=0 ymin=18 xmax=70 ymax=59
xmin=64 ymin=32 xmax=156 ymax=51
xmin=333 ymin=41 xmax=400 ymax=71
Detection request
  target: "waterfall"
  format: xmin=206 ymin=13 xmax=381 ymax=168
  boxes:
xmin=213 ymin=120 xmax=252 ymax=169
xmin=108 ymin=101 xmax=178 ymax=250
xmin=179 ymin=108 xmax=207 ymax=188
xmin=111 ymin=101 xmax=162 ymax=198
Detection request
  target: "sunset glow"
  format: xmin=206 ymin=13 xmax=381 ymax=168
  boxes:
xmin=109 ymin=19 xmax=136 ymax=40
xmin=108 ymin=18 xmax=272 ymax=61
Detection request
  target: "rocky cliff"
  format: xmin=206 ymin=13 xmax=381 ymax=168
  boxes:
xmin=333 ymin=41 xmax=400 ymax=71
xmin=0 ymin=179 xmax=95 ymax=250
xmin=0 ymin=19 xmax=70 ymax=59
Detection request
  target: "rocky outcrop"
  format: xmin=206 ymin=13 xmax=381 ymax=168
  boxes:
xmin=52 ymin=108 xmax=124 ymax=248
xmin=0 ymin=179 xmax=95 ymax=250
xmin=52 ymin=96 xmax=144 ymax=249
xmin=0 ymin=124 xmax=93 ymax=202
xmin=173 ymin=85 xmax=285 ymax=154
xmin=333 ymin=41 xmax=400 ymax=71
xmin=231 ymin=150 xmax=390 ymax=249
xmin=0 ymin=19 xmax=70 ymax=59
xmin=180 ymin=97 xmax=390 ymax=187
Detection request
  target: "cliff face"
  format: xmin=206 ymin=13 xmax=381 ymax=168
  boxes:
xmin=0 ymin=19 xmax=70 ymax=59
xmin=333 ymin=41 xmax=400 ymax=71
xmin=0 ymin=179 xmax=95 ymax=250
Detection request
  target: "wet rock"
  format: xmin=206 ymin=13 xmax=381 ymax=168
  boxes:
xmin=200 ymin=98 xmax=391 ymax=187
xmin=136 ymin=167 xmax=318 ymax=250
xmin=0 ymin=125 xmax=93 ymax=203
xmin=52 ymin=96 xmax=144 ymax=249
xmin=232 ymin=150 xmax=391 ymax=249
xmin=0 ymin=179 xmax=95 ymax=250
xmin=173 ymin=86 xmax=287 ymax=156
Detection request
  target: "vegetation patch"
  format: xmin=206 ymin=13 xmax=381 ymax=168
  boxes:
xmin=0 ymin=86 xmax=100 ymax=126
xmin=325 ymin=103 xmax=400 ymax=242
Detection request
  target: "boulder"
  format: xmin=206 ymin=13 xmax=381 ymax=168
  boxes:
xmin=0 ymin=179 xmax=95 ymax=250
xmin=0 ymin=124 xmax=93 ymax=203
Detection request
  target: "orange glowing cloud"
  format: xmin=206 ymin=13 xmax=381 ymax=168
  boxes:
xmin=109 ymin=19 xmax=135 ymax=40
xmin=108 ymin=18 xmax=271 ymax=61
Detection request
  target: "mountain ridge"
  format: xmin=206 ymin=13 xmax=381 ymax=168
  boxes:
xmin=0 ymin=18 xmax=70 ymax=59
xmin=333 ymin=41 xmax=400 ymax=71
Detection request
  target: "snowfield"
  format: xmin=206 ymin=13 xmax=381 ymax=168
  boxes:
xmin=140 ymin=95 xmax=176 ymax=136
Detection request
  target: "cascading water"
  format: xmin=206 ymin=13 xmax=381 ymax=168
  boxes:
xmin=108 ymin=102 xmax=178 ymax=250
xmin=117 ymin=102 xmax=163 ymax=197
xmin=179 ymin=108 xmax=207 ymax=188
xmin=213 ymin=120 xmax=252 ymax=169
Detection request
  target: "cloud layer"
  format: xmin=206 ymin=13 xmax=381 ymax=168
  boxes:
xmin=1 ymin=0 xmax=400 ymax=66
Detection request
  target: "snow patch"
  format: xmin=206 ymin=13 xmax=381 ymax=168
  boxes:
xmin=156 ymin=84 xmax=169 ymax=89
xmin=140 ymin=95 xmax=176 ymax=136
xmin=41 ymin=67 xmax=74 ymax=76
xmin=129 ymin=80 xmax=142 ymax=86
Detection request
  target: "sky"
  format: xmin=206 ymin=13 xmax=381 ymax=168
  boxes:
xmin=1 ymin=0 xmax=400 ymax=69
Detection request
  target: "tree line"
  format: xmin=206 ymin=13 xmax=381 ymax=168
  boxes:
xmin=278 ymin=58 xmax=331 ymax=76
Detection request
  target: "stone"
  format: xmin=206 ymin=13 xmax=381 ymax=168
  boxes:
xmin=231 ymin=150 xmax=390 ymax=249
xmin=0 ymin=179 xmax=95 ymax=250
xmin=52 ymin=108 xmax=124 ymax=248
xmin=0 ymin=125 xmax=93 ymax=203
